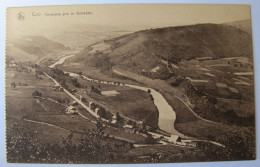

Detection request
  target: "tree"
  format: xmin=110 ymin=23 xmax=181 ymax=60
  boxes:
xmin=97 ymin=108 xmax=107 ymax=119
xmin=116 ymin=112 xmax=124 ymax=125
xmin=127 ymin=120 xmax=133 ymax=125
xmin=147 ymin=89 xmax=151 ymax=94
xmin=150 ymin=95 xmax=154 ymax=102
xmin=81 ymin=97 xmax=86 ymax=102
xmin=71 ymin=78 xmax=81 ymax=88
xmin=96 ymin=119 xmax=104 ymax=132
xmin=53 ymin=68 xmax=64 ymax=75
xmin=6 ymin=124 xmax=116 ymax=163
xmin=144 ymin=134 xmax=157 ymax=144
xmin=91 ymin=85 xmax=101 ymax=94
xmin=32 ymin=90 xmax=42 ymax=97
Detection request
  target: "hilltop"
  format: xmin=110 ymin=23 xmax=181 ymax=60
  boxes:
xmin=224 ymin=19 xmax=252 ymax=34
xmin=77 ymin=23 xmax=253 ymax=74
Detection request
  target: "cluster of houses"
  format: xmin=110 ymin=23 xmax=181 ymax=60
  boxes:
xmin=149 ymin=132 xmax=197 ymax=147
xmin=88 ymin=100 xmax=147 ymax=134
xmin=166 ymin=135 xmax=197 ymax=147
xmin=90 ymin=79 xmax=125 ymax=86
xmin=8 ymin=61 xmax=30 ymax=73
xmin=65 ymin=99 xmax=198 ymax=147
xmin=88 ymin=101 xmax=113 ymax=120
xmin=123 ymin=121 xmax=147 ymax=134
xmin=80 ymin=74 xmax=125 ymax=87
xmin=61 ymin=80 xmax=197 ymax=147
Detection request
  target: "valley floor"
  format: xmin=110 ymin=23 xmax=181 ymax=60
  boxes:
xmin=6 ymin=49 xmax=256 ymax=163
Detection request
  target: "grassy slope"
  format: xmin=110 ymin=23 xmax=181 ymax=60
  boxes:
xmin=224 ymin=19 xmax=252 ymax=34
xmin=6 ymin=66 xmax=147 ymax=145
xmin=76 ymin=23 xmax=252 ymax=74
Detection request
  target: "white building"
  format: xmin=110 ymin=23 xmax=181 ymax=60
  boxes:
xmin=95 ymin=108 xmax=100 ymax=113
xmin=71 ymin=101 xmax=78 ymax=106
xmin=111 ymin=115 xmax=117 ymax=124
xmin=123 ymin=124 xmax=133 ymax=129
xmin=168 ymin=135 xmax=181 ymax=144
xmin=66 ymin=106 xmax=78 ymax=115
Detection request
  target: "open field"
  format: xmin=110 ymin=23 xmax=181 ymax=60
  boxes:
xmin=89 ymin=87 xmax=159 ymax=128
xmin=175 ymin=58 xmax=254 ymax=102
xmin=52 ymin=71 xmax=160 ymax=128
xmin=170 ymin=57 xmax=255 ymax=121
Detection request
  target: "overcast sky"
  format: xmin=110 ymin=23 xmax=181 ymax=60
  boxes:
xmin=6 ymin=4 xmax=251 ymax=37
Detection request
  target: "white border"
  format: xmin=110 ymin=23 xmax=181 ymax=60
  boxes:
xmin=1 ymin=0 xmax=259 ymax=167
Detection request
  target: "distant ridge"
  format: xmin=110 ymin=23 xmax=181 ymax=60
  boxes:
xmin=224 ymin=19 xmax=252 ymax=33
xmin=6 ymin=35 xmax=67 ymax=62
xmin=78 ymin=23 xmax=253 ymax=73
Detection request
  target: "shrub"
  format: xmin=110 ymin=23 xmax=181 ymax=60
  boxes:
xmin=32 ymin=90 xmax=42 ymax=97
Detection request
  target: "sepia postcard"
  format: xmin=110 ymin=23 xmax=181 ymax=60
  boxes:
xmin=5 ymin=4 xmax=255 ymax=163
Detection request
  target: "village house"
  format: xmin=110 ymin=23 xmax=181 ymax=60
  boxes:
xmin=123 ymin=124 xmax=133 ymax=129
xmin=168 ymin=135 xmax=182 ymax=144
xmin=137 ymin=121 xmax=145 ymax=129
xmin=66 ymin=106 xmax=78 ymax=115
xmin=111 ymin=115 xmax=117 ymax=124
xmin=95 ymin=108 xmax=100 ymax=113
xmin=123 ymin=124 xmax=134 ymax=132
xmin=181 ymin=139 xmax=197 ymax=147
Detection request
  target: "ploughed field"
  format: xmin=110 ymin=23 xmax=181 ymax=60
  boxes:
xmin=175 ymin=57 xmax=254 ymax=102
xmin=171 ymin=57 xmax=254 ymax=119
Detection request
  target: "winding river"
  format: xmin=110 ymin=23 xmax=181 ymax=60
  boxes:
xmin=48 ymin=54 xmax=75 ymax=68
xmin=64 ymin=70 xmax=182 ymax=135
xmin=49 ymin=55 xmax=182 ymax=135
